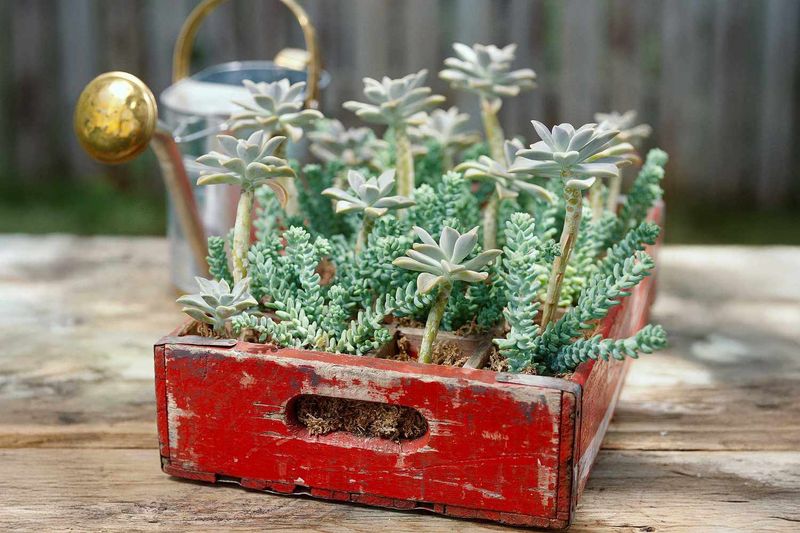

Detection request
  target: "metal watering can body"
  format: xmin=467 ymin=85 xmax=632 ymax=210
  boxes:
xmin=73 ymin=0 xmax=324 ymax=292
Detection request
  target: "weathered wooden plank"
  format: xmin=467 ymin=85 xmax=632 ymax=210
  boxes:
xmin=1 ymin=448 xmax=797 ymax=532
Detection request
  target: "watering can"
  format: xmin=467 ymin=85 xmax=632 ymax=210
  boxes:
xmin=73 ymin=0 xmax=327 ymax=292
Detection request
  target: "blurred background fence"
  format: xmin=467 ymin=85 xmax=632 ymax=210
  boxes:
xmin=0 ymin=0 xmax=798 ymax=241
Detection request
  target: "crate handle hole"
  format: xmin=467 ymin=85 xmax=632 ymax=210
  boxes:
xmin=288 ymin=394 xmax=428 ymax=442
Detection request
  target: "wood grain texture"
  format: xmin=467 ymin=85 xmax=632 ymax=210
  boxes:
xmin=1 ymin=236 xmax=799 ymax=530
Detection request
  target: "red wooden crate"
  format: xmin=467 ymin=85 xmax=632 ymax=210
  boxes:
xmin=154 ymin=204 xmax=662 ymax=529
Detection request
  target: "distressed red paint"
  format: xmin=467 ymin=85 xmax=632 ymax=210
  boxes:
xmin=154 ymin=203 xmax=663 ymax=529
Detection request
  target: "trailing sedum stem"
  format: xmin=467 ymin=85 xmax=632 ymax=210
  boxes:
xmin=482 ymin=192 xmax=499 ymax=250
xmin=232 ymin=189 xmax=254 ymax=282
xmin=481 ymin=98 xmax=505 ymax=161
xmin=355 ymin=214 xmax=375 ymax=255
xmin=395 ymin=124 xmax=415 ymax=198
xmin=419 ymin=281 xmax=452 ymax=363
xmin=540 ymin=182 xmax=584 ymax=327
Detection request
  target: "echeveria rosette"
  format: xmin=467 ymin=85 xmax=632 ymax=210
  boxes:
xmin=177 ymin=276 xmax=258 ymax=334
xmin=230 ymin=79 xmax=323 ymax=142
xmin=197 ymin=131 xmax=295 ymax=197
xmin=595 ymin=110 xmax=652 ymax=148
xmin=409 ymin=107 xmax=480 ymax=169
xmin=510 ymin=121 xmax=625 ymax=328
xmin=322 ymin=169 xmax=415 ymax=253
xmin=344 ymin=70 xmax=445 ymax=197
xmin=196 ymin=131 xmax=296 ymax=282
xmin=457 ymin=139 xmax=555 ymax=250
xmin=440 ymin=43 xmax=536 ymax=161
xmin=439 ymin=43 xmax=536 ymax=104
xmin=393 ymin=226 xmax=501 ymax=364
xmin=308 ymin=119 xmax=388 ymax=169
xmin=594 ymin=111 xmax=652 ymax=212
xmin=510 ymin=121 xmax=625 ymax=184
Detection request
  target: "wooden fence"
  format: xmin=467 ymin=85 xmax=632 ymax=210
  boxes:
xmin=1 ymin=0 xmax=798 ymax=208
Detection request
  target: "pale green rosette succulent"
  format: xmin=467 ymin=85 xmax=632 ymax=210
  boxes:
xmin=510 ymin=121 xmax=625 ymax=328
xmin=439 ymin=43 xmax=536 ymax=103
xmin=510 ymin=121 xmax=624 ymax=183
xmin=230 ymin=79 xmax=323 ymax=142
xmin=344 ymin=70 xmax=445 ymax=197
xmin=177 ymin=276 xmax=258 ymax=333
xmin=440 ymin=42 xmax=536 ymax=161
xmin=322 ymin=169 xmax=415 ymax=253
xmin=308 ymin=119 xmax=388 ymax=169
xmin=197 ymin=131 xmax=295 ymax=196
xmin=457 ymin=139 xmax=554 ymax=250
xmin=393 ymin=226 xmax=501 ymax=363
xmin=594 ymin=110 xmax=652 ymax=211
xmin=595 ymin=110 xmax=652 ymax=148
xmin=409 ymin=107 xmax=480 ymax=168
xmin=196 ymin=131 xmax=296 ymax=282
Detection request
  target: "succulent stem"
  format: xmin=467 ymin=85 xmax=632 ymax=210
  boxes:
xmin=232 ymin=189 xmax=254 ymax=283
xmin=442 ymin=149 xmax=454 ymax=172
xmin=605 ymin=173 xmax=622 ymax=213
xmin=355 ymin=214 xmax=375 ymax=254
xmin=418 ymin=281 xmax=453 ymax=364
xmin=482 ymin=191 xmax=499 ymax=250
xmin=541 ymin=183 xmax=583 ymax=327
xmin=395 ymin=124 xmax=415 ymax=198
xmin=589 ymin=180 xmax=605 ymax=220
xmin=480 ymin=97 xmax=505 ymax=161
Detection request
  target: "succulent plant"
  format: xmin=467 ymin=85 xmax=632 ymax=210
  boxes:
xmin=344 ymin=70 xmax=445 ymax=197
xmin=393 ymin=226 xmax=501 ymax=363
xmin=440 ymin=43 xmax=536 ymax=104
xmin=595 ymin=110 xmax=651 ymax=147
xmin=409 ymin=107 xmax=480 ymax=168
xmin=594 ymin=110 xmax=652 ymax=212
xmin=230 ymin=79 xmax=324 ymax=142
xmin=323 ymin=169 xmax=415 ymax=253
xmin=440 ymin=43 xmax=536 ymax=160
xmin=510 ymin=121 xmax=625 ymax=181
xmin=510 ymin=121 xmax=627 ymax=328
xmin=196 ymin=131 xmax=296 ymax=282
xmin=308 ymin=119 xmax=388 ymax=169
xmin=457 ymin=139 xmax=554 ymax=249
xmin=177 ymin=276 xmax=258 ymax=333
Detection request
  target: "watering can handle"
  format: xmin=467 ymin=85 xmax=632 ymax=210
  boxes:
xmin=172 ymin=0 xmax=322 ymax=108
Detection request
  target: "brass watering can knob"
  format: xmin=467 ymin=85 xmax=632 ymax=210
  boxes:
xmin=74 ymin=71 xmax=158 ymax=164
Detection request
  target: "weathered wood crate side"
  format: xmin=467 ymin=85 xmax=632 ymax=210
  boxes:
xmin=155 ymin=336 xmax=581 ymax=528
xmin=569 ymin=200 xmax=663 ymax=502
xmin=154 ymin=204 xmax=663 ymax=529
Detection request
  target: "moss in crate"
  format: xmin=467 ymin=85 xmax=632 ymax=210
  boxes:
xmin=294 ymin=395 xmax=427 ymax=441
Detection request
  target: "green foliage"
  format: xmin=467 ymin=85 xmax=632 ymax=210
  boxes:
xmin=537 ymin=251 xmax=656 ymax=359
xmin=494 ymin=213 xmax=555 ymax=372
xmin=617 ymin=148 xmax=667 ymax=234
xmin=553 ymin=324 xmax=667 ymax=373
xmin=408 ymin=171 xmax=480 ymax=236
xmin=206 ymin=236 xmax=233 ymax=286
xmin=178 ymin=277 xmax=257 ymax=333
xmin=414 ymin=141 xmax=445 ymax=187
xmin=597 ymin=222 xmax=660 ymax=279
xmin=297 ymin=162 xmax=354 ymax=237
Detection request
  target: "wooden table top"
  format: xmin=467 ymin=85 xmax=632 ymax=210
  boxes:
xmin=1 ymin=235 xmax=798 ymax=532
